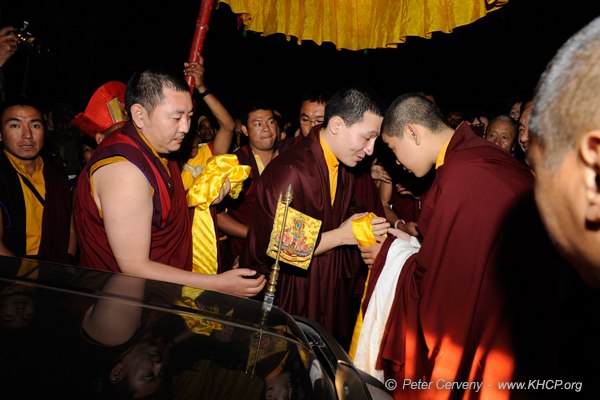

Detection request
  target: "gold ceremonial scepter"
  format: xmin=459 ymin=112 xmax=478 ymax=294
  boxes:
xmin=262 ymin=184 xmax=293 ymax=313
xmin=248 ymin=185 xmax=294 ymax=376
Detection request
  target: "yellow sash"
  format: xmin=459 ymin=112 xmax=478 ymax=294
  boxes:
xmin=179 ymin=154 xmax=250 ymax=335
xmin=186 ymin=154 xmax=250 ymax=276
xmin=349 ymin=212 xmax=379 ymax=359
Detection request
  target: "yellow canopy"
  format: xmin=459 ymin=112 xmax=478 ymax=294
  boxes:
xmin=219 ymin=0 xmax=509 ymax=51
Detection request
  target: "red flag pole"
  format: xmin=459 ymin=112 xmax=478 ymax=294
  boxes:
xmin=186 ymin=0 xmax=215 ymax=93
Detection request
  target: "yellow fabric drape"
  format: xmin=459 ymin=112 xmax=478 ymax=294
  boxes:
xmin=351 ymin=212 xmax=379 ymax=247
xmin=220 ymin=0 xmax=508 ymax=51
xmin=179 ymin=154 xmax=250 ymax=335
xmin=349 ymin=212 xmax=380 ymax=360
xmin=186 ymin=153 xmax=250 ymax=276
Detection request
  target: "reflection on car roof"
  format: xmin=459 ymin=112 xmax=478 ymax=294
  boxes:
xmin=0 ymin=255 xmax=339 ymax=399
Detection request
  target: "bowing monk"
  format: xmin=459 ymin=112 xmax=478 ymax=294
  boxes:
xmin=355 ymin=93 xmax=533 ymax=399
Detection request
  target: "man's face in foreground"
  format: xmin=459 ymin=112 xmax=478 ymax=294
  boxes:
xmin=528 ymin=139 xmax=600 ymax=287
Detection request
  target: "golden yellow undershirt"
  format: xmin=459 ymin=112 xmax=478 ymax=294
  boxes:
xmin=319 ymin=134 xmax=339 ymax=205
xmin=435 ymin=138 xmax=452 ymax=169
xmin=253 ymin=151 xmax=266 ymax=176
xmin=4 ymin=150 xmax=45 ymax=256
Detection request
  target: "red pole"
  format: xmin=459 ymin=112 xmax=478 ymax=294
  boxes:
xmin=186 ymin=0 xmax=215 ymax=93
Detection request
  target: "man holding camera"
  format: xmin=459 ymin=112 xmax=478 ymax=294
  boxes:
xmin=0 ymin=26 xmax=18 ymax=102
xmin=0 ymin=26 xmax=18 ymax=68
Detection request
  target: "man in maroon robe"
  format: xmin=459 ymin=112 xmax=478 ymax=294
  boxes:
xmin=0 ymin=99 xmax=75 ymax=264
xmin=239 ymin=87 xmax=388 ymax=347
xmin=74 ymin=69 xmax=265 ymax=297
xmin=523 ymin=18 xmax=600 ymax=398
xmin=216 ymin=102 xmax=279 ymax=267
xmin=280 ymin=92 xmax=387 ymax=306
xmin=283 ymin=90 xmax=387 ymax=218
xmin=357 ymin=94 xmax=533 ymax=399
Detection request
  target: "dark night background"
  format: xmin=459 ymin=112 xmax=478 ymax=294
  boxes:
xmin=1 ymin=0 xmax=600 ymax=120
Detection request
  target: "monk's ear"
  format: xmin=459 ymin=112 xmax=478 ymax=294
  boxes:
xmin=130 ymin=103 xmax=146 ymax=129
xmin=329 ymin=116 xmax=345 ymax=135
xmin=241 ymin=124 xmax=249 ymax=137
xmin=580 ymin=130 xmax=600 ymax=223
xmin=405 ymin=124 xmax=420 ymax=145
xmin=95 ymin=133 xmax=105 ymax=145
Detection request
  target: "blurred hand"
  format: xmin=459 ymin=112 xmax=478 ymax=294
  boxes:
xmin=211 ymin=178 xmax=231 ymax=206
xmin=338 ymin=212 xmax=369 ymax=245
xmin=370 ymin=216 xmax=390 ymax=237
xmin=401 ymin=221 xmax=419 ymax=236
xmin=0 ymin=26 xmax=18 ymax=68
xmin=184 ymin=56 xmax=205 ymax=90
xmin=371 ymin=163 xmax=392 ymax=184
xmin=396 ymin=183 xmax=419 ymax=199
xmin=359 ymin=236 xmax=385 ymax=266
xmin=217 ymin=269 xmax=266 ymax=297
xmin=387 ymin=227 xmax=412 ymax=242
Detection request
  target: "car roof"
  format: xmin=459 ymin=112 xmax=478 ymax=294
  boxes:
xmin=0 ymin=256 xmax=305 ymax=340
xmin=0 ymin=256 xmax=339 ymax=399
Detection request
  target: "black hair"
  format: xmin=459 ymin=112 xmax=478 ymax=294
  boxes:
xmin=322 ymin=87 xmax=384 ymax=128
xmin=0 ymin=97 xmax=45 ymax=123
xmin=125 ymin=69 xmax=190 ymax=115
xmin=299 ymin=88 xmax=331 ymax=106
xmin=382 ymin=93 xmax=448 ymax=138
xmin=239 ymin=99 xmax=276 ymax=127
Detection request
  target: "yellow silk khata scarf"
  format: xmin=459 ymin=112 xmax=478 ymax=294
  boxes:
xmin=186 ymin=154 xmax=250 ymax=275
xmin=349 ymin=212 xmax=381 ymax=360
xmin=179 ymin=154 xmax=250 ymax=335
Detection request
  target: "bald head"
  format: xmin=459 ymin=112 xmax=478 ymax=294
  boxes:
xmin=529 ymin=17 xmax=600 ymax=169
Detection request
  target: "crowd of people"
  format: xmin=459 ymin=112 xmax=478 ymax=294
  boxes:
xmin=2 ymin=15 xmax=600 ymax=398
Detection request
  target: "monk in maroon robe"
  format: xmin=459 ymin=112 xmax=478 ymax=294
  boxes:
xmin=74 ymin=69 xmax=264 ymax=297
xmin=239 ymin=88 xmax=388 ymax=346
xmin=357 ymin=94 xmax=533 ymax=399
xmin=75 ymin=121 xmax=193 ymax=272
xmin=0 ymin=101 xmax=74 ymax=264
xmin=280 ymin=124 xmax=387 ymax=303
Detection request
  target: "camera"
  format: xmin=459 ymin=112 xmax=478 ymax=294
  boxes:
xmin=14 ymin=21 xmax=49 ymax=55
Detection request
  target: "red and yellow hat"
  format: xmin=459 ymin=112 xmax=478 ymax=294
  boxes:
xmin=71 ymin=81 xmax=127 ymax=137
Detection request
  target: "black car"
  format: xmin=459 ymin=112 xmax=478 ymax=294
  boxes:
xmin=0 ymin=256 xmax=391 ymax=399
